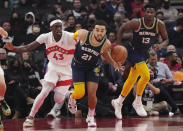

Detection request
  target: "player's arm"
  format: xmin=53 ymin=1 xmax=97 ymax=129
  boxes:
xmin=101 ymin=40 xmax=121 ymax=70
xmin=158 ymin=20 xmax=169 ymax=48
xmin=117 ymin=19 xmax=139 ymax=44
xmin=72 ymin=29 xmax=88 ymax=43
xmin=4 ymin=41 xmax=40 ymax=53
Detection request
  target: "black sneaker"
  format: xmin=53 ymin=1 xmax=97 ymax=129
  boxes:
xmin=0 ymin=100 xmax=11 ymax=116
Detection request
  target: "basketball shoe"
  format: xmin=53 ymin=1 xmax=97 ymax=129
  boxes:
xmin=0 ymin=100 xmax=11 ymax=116
xmin=86 ymin=115 xmax=96 ymax=127
xmin=111 ymin=99 xmax=122 ymax=119
xmin=132 ymin=101 xmax=147 ymax=117
xmin=23 ymin=116 xmax=34 ymax=127
xmin=68 ymin=92 xmax=77 ymax=114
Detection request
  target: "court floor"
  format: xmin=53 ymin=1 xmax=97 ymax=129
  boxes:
xmin=1 ymin=115 xmax=183 ymax=131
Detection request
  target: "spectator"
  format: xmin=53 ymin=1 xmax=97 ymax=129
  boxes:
xmin=158 ymin=0 xmax=178 ymax=21
xmin=147 ymin=49 xmax=174 ymax=84
xmin=5 ymin=56 xmax=34 ymax=119
xmin=107 ymin=0 xmax=118 ymax=15
xmin=156 ymin=11 xmax=165 ymax=21
xmin=87 ymin=0 xmax=98 ymax=13
xmin=107 ymin=30 xmax=117 ymax=47
xmin=147 ymin=51 xmax=179 ymax=114
xmin=164 ymin=51 xmax=182 ymax=71
xmin=166 ymin=44 xmax=176 ymax=53
xmin=130 ymin=0 xmax=144 ymax=18
xmin=94 ymin=0 xmax=114 ymax=25
xmin=65 ymin=14 xmax=76 ymax=32
xmin=72 ymin=0 xmax=82 ymax=19
xmin=167 ymin=17 xmax=183 ymax=57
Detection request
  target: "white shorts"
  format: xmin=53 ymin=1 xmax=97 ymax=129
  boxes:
xmin=44 ymin=62 xmax=72 ymax=87
xmin=0 ymin=66 xmax=4 ymax=75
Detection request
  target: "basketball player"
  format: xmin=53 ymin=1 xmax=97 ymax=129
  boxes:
xmin=68 ymin=20 xmax=121 ymax=126
xmin=0 ymin=27 xmax=11 ymax=129
xmin=4 ymin=19 xmax=77 ymax=127
xmin=111 ymin=3 xmax=169 ymax=119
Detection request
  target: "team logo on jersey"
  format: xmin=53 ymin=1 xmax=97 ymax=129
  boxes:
xmin=94 ymin=67 xmax=100 ymax=76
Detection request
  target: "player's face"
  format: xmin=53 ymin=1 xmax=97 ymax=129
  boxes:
xmin=93 ymin=25 xmax=107 ymax=42
xmin=51 ymin=23 xmax=62 ymax=37
xmin=144 ymin=8 xmax=156 ymax=21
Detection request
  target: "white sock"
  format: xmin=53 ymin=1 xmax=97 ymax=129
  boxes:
xmin=88 ymin=108 xmax=95 ymax=116
xmin=118 ymin=95 xmax=125 ymax=104
xmin=134 ymin=95 xmax=142 ymax=104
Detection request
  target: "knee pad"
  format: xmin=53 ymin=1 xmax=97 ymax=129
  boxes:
xmin=72 ymin=82 xmax=85 ymax=99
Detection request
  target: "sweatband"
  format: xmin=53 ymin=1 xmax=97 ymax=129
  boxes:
xmin=50 ymin=19 xmax=62 ymax=27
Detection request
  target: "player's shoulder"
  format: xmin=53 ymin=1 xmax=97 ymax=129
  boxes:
xmin=156 ymin=18 xmax=165 ymax=26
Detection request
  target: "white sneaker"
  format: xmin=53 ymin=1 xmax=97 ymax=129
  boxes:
xmin=111 ymin=99 xmax=122 ymax=119
xmin=86 ymin=116 xmax=96 ymax=127
xmin=23 ymin=117 xmax=34 ymax=127
xmin=132 ymin=101 xmax=147 ymax=117
xmin=68 ymin=92 xmax=77 ymax=114
xmin=47 ymin=109 xmax=61 ymax=118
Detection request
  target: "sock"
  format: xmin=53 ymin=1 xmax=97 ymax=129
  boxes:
xmin=118 ymin=95 xmax=125 ymax=104
xmin=88 ymin=108 xmax=95 ymax=116
xmin=134 ymin=95 xmax=142 ymax=104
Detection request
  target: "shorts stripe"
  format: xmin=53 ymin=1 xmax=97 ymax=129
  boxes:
xmin=56 ymin=79 xmax=73 ymax=87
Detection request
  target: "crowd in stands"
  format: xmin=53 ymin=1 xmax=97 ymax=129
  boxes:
xmin=0 ymin=0 xmax=183 ymax=119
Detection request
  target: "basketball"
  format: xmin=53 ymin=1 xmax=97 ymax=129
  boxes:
xmin=111 ymin=45 xmax=128 ymax=64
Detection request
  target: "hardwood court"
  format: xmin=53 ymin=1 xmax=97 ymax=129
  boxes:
xmin=1 ymin=115 xmax=183 ymax=131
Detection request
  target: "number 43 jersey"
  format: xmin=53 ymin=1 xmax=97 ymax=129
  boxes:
xmin=73 ymin=31 xmax=106 ymax=70
xmin=36 ymin=31 xmax=76 ymax=65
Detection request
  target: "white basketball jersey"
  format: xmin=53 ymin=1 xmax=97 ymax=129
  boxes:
xmin=36 ymin=31 xmax=76 ymax=65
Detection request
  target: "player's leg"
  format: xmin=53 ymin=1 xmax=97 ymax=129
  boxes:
xmin=68 ymin=67 xmax=85 ymax=114
xmin=0 ymin=67 xmax=11 ymax=117
xmin=49 ymin=78 xmax=72 ymax=118
xmin=85 ymin=67 xmax=100 ymax=127
xmin=112 ymin=66 xmax=139 ymax=119
xmin=132 ymin=62 xmax=150 ymax=117
xmin=86 ymin=81 xmax=98 ymax=127
xmin=23 ymin=64 xmax=59 ymax=127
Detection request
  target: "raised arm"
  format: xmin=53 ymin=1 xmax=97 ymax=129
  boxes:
xmin=72 ymin=29 xmax=88 ymax=42
xmin=117 ymin=19 xmax=140 ymax=44
xmin=4 ymin=41 xmax=40 ymax=53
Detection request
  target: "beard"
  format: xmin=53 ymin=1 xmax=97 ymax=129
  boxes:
xmin=93 ymin=34 xmax=103 ymax=42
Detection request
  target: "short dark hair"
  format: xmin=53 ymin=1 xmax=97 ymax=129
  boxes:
xmin=166 ymin=51 xmax=176 ymax=57
xmin=93 ymin=20 xmax=108 ymax=30
xmin=144 ymin=3 xmax=157 ymax=11
xmin=176 ymin=17 xmax=183 ymax=26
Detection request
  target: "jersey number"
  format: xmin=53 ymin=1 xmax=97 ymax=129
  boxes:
xmin=142 ymin=37 xmax=150 ymax=44
xmin=81 ymin=53 xmax=92 ymax=61
xmin=53 ymin=53 xmax=64 ymax=60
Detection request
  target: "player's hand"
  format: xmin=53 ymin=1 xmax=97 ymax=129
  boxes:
xmin=0 ymin=27 xmax=8 ymax=39
xmin=113 ymin=62 xmax=122 ymax=71
xmin=3 ymin=42 xmax=14 ymax=51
